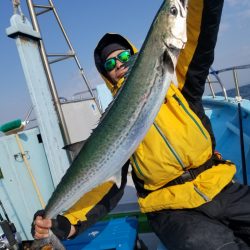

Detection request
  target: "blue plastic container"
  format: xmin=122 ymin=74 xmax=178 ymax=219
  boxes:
xmin=63 ymin=217 xmax=138 ymax=250
xmin=157 ymin=241 xmax=168 ymax=250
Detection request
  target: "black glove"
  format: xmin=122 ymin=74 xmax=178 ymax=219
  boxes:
xmin=31 ymin=210 xmax=72 ymax=240
xmin=51 ymin=214 xmax=72 ymax=240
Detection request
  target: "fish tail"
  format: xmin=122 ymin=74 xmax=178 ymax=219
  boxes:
xmin=30 ymin=231 xmax=65 ymax=250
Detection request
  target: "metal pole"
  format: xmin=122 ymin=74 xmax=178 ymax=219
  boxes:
xmin=26 ymin=0 xmax=72 ymax=150
xmin=233 ymin=69 xmax=241 ymax=100
xmin=206 ymin=76 xmax=216 ymax=98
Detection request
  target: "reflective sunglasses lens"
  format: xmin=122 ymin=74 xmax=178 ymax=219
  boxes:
xmin=118 ymin=50 xmax=131 ymax=62
xmin=104 ymin=58 xmax=116 ymax=71
xmin=104 ymin=50 xmax=131 ymax=72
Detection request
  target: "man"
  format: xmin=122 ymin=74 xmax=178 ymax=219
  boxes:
xmin=32 ymin=1 xmax=250 ymax=249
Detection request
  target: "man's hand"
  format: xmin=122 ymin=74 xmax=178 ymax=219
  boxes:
xmin=31 ymin=210 xmax=75 ymax=240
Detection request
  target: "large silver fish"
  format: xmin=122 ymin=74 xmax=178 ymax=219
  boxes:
xmin=32 ymin=0 xmax=187 ymax=248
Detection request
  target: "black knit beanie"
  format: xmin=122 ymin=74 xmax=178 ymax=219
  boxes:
xmin=100 ymin=43 xmax=126 ymax=62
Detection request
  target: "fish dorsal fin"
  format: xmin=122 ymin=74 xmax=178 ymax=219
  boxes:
xmin=63 ymin=140 xmax=86 ymax=159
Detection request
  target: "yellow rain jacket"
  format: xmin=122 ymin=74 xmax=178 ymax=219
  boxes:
xmin=63 ymin=0 xmax=236 ymax=228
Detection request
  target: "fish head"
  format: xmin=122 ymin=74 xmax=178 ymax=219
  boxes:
xmin=159 ymin=0 xmax=188 ymax=70
xmin=165 ymin=0 xmax=188 ymax=51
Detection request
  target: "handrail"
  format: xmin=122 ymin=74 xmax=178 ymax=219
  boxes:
xmin=207 ymin=64 xmax=250 ymax=184
xmin=206 ymin=73 xmax=227 ymax=100
xmin=210 ymin=64 xmax=250 ymax=75
xmin=207 ymin=64 xmax=250 ymax=100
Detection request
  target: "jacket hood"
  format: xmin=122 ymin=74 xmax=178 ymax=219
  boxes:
xmin=94 ymin=33 xmax=138 ymax=95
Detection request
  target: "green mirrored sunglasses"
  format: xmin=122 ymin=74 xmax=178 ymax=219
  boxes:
xmin=104 ymin=50 xmax=131 ymax=72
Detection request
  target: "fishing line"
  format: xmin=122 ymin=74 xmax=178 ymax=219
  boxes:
xmin=233 ymin=69 xmax=248 ymax=185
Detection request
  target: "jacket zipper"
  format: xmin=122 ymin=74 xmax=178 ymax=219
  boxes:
xmin=132 ymin=122 xmax=210 ymax=202
xmin=154 ymin=122 xmax=211 ymax=202
xmin=132 ymin=154 xmax=146 ymax=178
xmin=172 ymin=95 xmax=208 ymax=139
xmin=193 ymin=185 xmax=210 ymax=202
xmin=132 ymin=122 xmax=187 ymax=177
xmin=153 ymin=122 xmax=186 ymax=170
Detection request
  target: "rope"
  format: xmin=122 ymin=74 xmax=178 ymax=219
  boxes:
xmin=15 ymin=134 xmax=46 ymax=208
xmin=12 ymin=0 xmax=20 ymax=6
xmin=12 ymin=0 xmax=25 ymax=21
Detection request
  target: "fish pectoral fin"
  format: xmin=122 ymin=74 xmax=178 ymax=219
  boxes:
xmin=106 ymin=170 xmax=122 ymax=189
xmin=172 ymin=71 xmax=178 ymax=87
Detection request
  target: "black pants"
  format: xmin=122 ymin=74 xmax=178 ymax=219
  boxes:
xmin=147 ymin=182 xmax=250 ymax=250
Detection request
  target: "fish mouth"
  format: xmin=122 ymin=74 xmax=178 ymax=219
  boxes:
xmin=167 ymin=32 xmax=187 ymax=50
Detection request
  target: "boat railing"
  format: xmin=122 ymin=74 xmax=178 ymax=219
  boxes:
xmin=206 ymin=64 xmax=250 ymax=101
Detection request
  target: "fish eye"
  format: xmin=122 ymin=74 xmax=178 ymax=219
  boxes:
xmin=170 ymin=6 xmax=178 ymax=16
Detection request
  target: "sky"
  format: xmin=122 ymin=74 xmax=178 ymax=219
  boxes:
xmin=0 ymin=0 xmax=250 ymax=126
